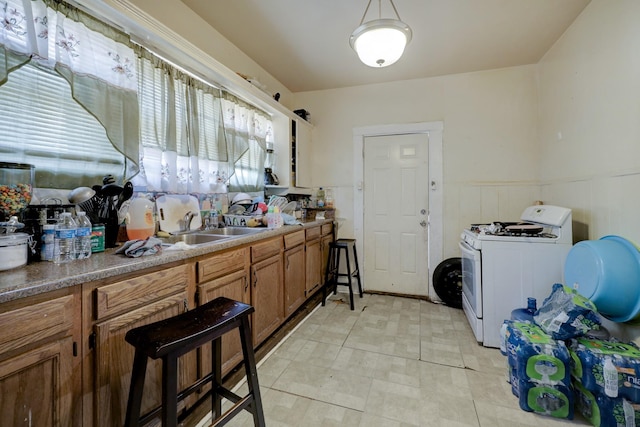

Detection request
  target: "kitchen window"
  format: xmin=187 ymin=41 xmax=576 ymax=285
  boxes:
xmin=0 ymin=62 xmax=125 ymax=188
xmin=0 ymin=0 xmax=272 ymax=193
xmin=0 ymin=0 xmax=139 ymax=189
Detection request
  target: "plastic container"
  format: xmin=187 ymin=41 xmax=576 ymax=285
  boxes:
xmin=564 ymin=235 xmax=640 ymax=322
xmin=41 ymin=224 xmax=55 ymax=261
xmin=324 ymin=188 xmax=334 ymax=208
xmin=54 ymin=212 xmax=77 ymax=264
xmin=125 ymin=195 xmax=156 ymax=240
xmin=0 ymin=162 xmax=34 ymax=220
xmin=266 ymin=206 xmax=283 ymax=229
xmin=0 ymin=232 xmax=30 ymax=270
xmin=75 ymin=212 xmax=92 ymax=259
xmin=511 ymin=297 xmax=537 ymax=322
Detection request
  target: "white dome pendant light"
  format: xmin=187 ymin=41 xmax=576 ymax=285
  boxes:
xmin=349 ymin=0 xmax=412 ymax=67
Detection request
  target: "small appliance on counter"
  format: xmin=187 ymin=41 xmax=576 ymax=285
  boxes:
xmin=264 ymin=144 xmax=279 ymax=185
xmin=21 ymin=199 xmax=76 ymax=262
xmin=0 ymin=162 xmax=34 ymax=222
xmin=0 ymin=216 xmax=34 ymax=270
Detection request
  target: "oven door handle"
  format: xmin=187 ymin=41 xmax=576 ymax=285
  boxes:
xmin=459 ymin=240 xmax=478 ymax=257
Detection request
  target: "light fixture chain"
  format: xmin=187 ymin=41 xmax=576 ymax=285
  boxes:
xmin=359 ymin=0 xmax=373 ymax=25
xmin=389 ymin=0 xmax=403 ymax=20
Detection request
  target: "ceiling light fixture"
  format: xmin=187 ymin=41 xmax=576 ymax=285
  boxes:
xmin=349 ymin=0 xmax=412 ymax=68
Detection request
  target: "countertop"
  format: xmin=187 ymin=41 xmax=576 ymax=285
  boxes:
xmin=0 ymin=221 xmax=331 ymax=304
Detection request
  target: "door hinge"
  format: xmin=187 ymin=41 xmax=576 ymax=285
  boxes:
xmin=88 ymin=332 xmax=96 ymax=350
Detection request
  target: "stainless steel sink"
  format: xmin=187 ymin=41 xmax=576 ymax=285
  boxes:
xmin=200 ymin=227 xmax=268 ymax=236
xmin=160 ymin=233 xmax=231 ymax=245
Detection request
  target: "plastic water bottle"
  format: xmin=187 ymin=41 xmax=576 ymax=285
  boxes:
xmin=604 ymin=356 xmax=619 ymax=398
xmin=510 ymin=297 xmax=537 ymax=322
xmin=75 ymin=211 xmax=92 ymax=259
xmin=41 ymin=224 xmax=55 ymax=261
xmin=54 ymin=212 xmax=77 ymax=264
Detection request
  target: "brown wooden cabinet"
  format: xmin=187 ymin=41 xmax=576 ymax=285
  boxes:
xmin=0 ymin=222 xmax=332 ymax=426
xmin=283 ymin=230 xmax=306 ymax=318
xmin=84 ymin=264 xmax=194 ymax=427
xmin=0 ymin=288 xmax=81 ymax=427
xmin=251 ymin=237 xmax=284 ymax=345
xmin=197 ymin=247 xmax=250 ymax=376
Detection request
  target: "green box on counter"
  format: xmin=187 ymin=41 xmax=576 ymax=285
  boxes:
xmin=91 ymin=224 xmax=105 ymax=253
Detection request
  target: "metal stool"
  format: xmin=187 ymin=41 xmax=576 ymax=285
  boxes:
xmin=322 ymin=238 xmax=363 ymax=310
xmin=124 ymin=297 xmax=265 ymax=427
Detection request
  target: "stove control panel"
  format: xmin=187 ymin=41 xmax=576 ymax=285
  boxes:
xmin=521 ymin=205 xmax=571 ymax=227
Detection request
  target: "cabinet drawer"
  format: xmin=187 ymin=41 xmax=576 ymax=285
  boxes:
xmin=95 ymin=265 xmax=189 ymax=320
xmin=305 ymin=226 xmax=321 ymax=240
xmin=0 ymin=294 xmax=74 ymax=354
xmin=321 ymin=223 xmax=333 ymax=236
xmin=251 ymin=237 xmax=283 ymax=263
xmin=284 ymin=230 xmax=305 ymax=249
xmin=198 ymin=247 xmax=248 ymax=283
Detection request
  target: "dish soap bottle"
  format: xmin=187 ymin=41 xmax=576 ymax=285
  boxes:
xmin=316 ymin=187 xmax=325 ymax=207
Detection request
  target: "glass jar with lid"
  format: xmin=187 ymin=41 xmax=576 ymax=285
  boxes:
xmin=0 ymin=162 xmax=35 ymax=221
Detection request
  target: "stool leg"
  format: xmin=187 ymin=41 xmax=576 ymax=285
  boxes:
xmin=334 ymin=250 xmax=341 ymax=296
xmin=322 ymin=246 xmax=331 ymax=306
xmin=162 ymin=355 xmax=178 ymax=427
xmin=239 ymin=317 xmax=265 ymax=427
xmin=124 ymin=350 xmax=148 ymax=427
xmin=211 ymin=336 xmax=222 ymax=420
xmin=345 ymin=248 xmax=355 ymax=311
xmin=352 ymin=244 xmax=363 ymax=298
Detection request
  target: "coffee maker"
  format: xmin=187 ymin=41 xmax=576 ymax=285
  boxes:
xmin=264 ymin=146 xmax=279 ymax=185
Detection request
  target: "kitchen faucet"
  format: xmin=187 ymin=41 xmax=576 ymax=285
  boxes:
xmin=180 ymin=211 xmax=196 ymax=232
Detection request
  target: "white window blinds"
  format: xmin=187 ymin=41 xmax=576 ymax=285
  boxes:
xmin=0 ymin=63 xmax=125 ymax=188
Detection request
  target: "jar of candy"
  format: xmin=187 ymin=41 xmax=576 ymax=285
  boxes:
xmin=0 ymin=162 xmax=35 ymax=221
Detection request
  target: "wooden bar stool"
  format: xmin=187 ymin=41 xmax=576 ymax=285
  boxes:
xmin=322 ymin=238 xmax=363 ymax=310
xmin=124 ymin=297 xmax=265 ymax=427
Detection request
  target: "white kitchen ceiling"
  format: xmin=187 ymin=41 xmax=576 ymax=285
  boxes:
xmin=181 ymin=0 xmax=591 ymax=93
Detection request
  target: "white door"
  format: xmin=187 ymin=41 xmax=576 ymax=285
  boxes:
xmin=363 ymin=133 xmax=429 ymax=295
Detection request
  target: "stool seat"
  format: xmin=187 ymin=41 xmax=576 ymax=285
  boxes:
xmin=323 ymin=238 xmax=363 ymax=310
xmin=126 ymin=297 xmax=252 ymax=360
xmin=124 ymin=296 xmax=265 ymax=427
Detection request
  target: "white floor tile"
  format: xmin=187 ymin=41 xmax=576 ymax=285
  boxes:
xmin=203 ymin=295 xmax=591 ymax=427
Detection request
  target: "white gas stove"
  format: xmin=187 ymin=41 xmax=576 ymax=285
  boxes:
xmin=459 ymin=205 xmax=573 ymax=348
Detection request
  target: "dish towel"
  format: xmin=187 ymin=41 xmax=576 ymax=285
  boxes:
xmin=115 ymin=237 xmax=163 ymax=257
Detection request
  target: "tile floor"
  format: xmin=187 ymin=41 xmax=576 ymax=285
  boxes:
xmin=202 ymin=293 xmax=591 ymax=426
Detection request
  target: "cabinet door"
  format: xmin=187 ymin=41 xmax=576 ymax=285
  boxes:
xmin=284 ymin=244 xmax=306 ymax=318
xmin=93 ymin=292 xmax=191 ymax=427
xmin=0 ymin=292 xmax=79 ymax=427
xmin=321 ymin=234 xmax=334 ymax=286
xmin=305 ymin=238 xmax=322 ymax=295
xmin=251 ymin=255 xmax=284 ymax=345
xmin=295 ymin=119 xmax=312 ymax=188
xmin=198 ymin=269 xmax=250 ymax=376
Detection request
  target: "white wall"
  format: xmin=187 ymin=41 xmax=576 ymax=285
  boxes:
xmin=293 ymin=65 xmax=541 ymax=258
xmin=537 ymin=0 xmax=640 ymax=340
xmin=126 ymin=0 xmax=293 ymax=109
xmin=538 ymin=0 xmax=640 ymax=242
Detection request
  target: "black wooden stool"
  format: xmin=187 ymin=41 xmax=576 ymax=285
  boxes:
xmin=322 ymin=238 xmax=363 ymax=310
xmin=124 ymin=297 xmax=265 ymax=427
